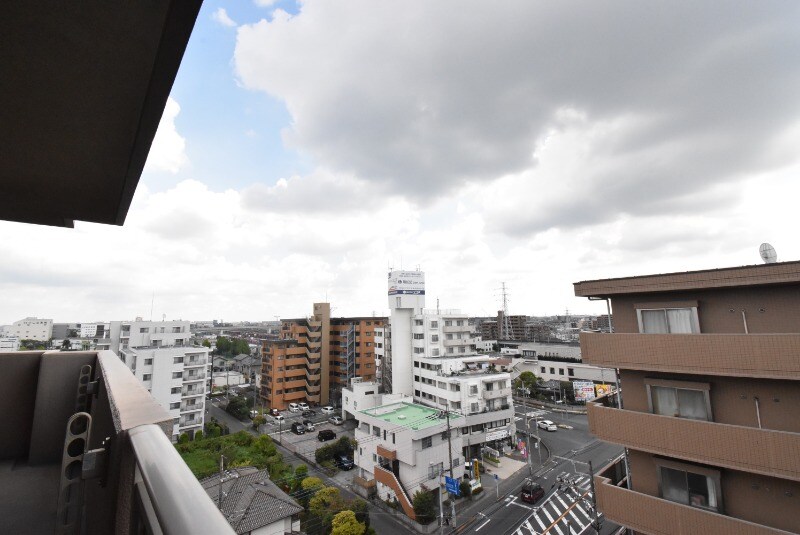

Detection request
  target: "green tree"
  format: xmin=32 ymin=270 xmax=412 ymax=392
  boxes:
xmin=202 ymin=339 xmax=211 ymax=348
xmin=308 ymin=487 xmax=345 ymax=535
xmin=331 ymin=511 xmax=365 ymax=535
xmin=459 ymin=481 xmax=472 ymax=499
xmin=61 ymin=339 xmax=72 ymax=350
xmin=226 ymin=396 xmax=250 ymax=420
xmin=349 ymin=498 xmax=370 ymax=528
xmin=412 ymin=490 xmax=436 ymax=524
xmin=252 ymin=415 xmax=266 ymax=430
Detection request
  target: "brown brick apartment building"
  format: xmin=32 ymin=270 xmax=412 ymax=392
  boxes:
xmin=260 ymin=303 xmax=385 ymax=410
xmin=574 ymin=261 xmax=800 ymax=534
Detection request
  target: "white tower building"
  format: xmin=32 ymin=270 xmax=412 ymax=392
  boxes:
xmin=387 ymin=270 xmax=425 ymax=396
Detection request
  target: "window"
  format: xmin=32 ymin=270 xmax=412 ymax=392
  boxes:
xmin=171 ymin=387 xmax=181 ymax=394
xmin=143 ymin=374 xmax=152 ymax=381
xmin=469 ymin=385 xmax=478 ymax=396
xmin=169 ymin=402 xmax=180 ymax=410
xmin=559 ymin=368 xmax=564 ymax=375
xmin=659 ymin=465 xmax=721 ymax=512
xmin=144 ymin=358 xmax=153 ymax=365
xmin=429 ymin=462 xmax=443 ymax=479
xmin=392 ymin=433 xmax=396 ymax=444
xmin=470 ymin=403 xmax=479 ymax=413
xmin=446 ymin=333 xmax=454 ymax=340
xmin=540 ymin=367 xmax=546 ymax=373
xmin=413 ymin=333 xmax=424 ymax=339
xmin=421 ymin=436 xmax=432 ymax=449
xmin=568 ymin=368 xmax=574 ymax=377
xmin=431 ymin=334 xmax=439 ymax=342
xmin=373 ymin=425 xmax=381 ymax=437
xmin=139 ymin=327 xmax=148 ymax=333
xmin=432 ymin=349 xmax=440 ymax=356
xmin=413 ymin=361 xmax=420 ymax=368
xmin=172 ymin=372 xmax=182 ymax=379
xmin=472 ymin=424 xmax=483 ymax=433
xmin=457 ymin=320 xmax=464 ymax=326
xmin=430 ymin=321 xmax=438 ymax=328
xmin=174 ymin=357 xmax=184 ymax=364
xmin=647 ymin=380 xmax=711 ymax=421
xmin=458 ymin=347 xmax=466 ymax=353
xmin=550 ymin=367 xmax=555 ymax=374
xmin=637 ymin=307 xmax=699 ymax=333
xmin=446 ymin=347 xmax=454 ymax=354
xmin=414 ymin=347 xmax=425 ymax=354
xmin=414 ymin=320 xmax=423 ymax=326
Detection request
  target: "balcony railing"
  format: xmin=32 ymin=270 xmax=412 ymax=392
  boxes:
xmin=580 ymin=332 xmax=800 ymax=380
xmin=483 ymin=387 xmax=511 ymax=400
xmin=588 ymin=397 xmax=800 ymax=482
xmin=182 ymin=372 xmax=206 ymax=381
xmin=0 ymin=350 xmax=233 ymax=534
xmin=183 ymin=359 xmax=207 ymax=368
xmin=182 ymin=386 xmax=204 ymax=397
xmin=594 ymin=457 xmax=794 ymax=535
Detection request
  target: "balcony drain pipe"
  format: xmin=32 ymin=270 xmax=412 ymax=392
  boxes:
xmin=741 ymin=310 xmax=749 ymax=334
xmin=754 ymin=396 xmax=762 ymax=429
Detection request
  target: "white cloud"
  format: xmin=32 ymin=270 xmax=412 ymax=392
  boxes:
xmin=212 ymin=7 xmax=237 ymax=28
xmin=144 ymin=97 xmax=188 ymax=174
xmin=253 ymin=0 xmax=279 ymax=7
xmin=234 ymin=1 xmax=800 ymax=223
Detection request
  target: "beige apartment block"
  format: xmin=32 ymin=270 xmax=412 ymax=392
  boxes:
xmin=574 ymin=261 xmax=800 ymax=535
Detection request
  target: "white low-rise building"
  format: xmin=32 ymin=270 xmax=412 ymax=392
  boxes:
xmin=6 ymin=317 xmax=53 ymax=341
xmin=525 ymin=358 xmax=617 ymax=385
xmin=354 ymin=401 xmax=465 ymax=519
xmin=212 ymin=370 xmax=246 ymax=388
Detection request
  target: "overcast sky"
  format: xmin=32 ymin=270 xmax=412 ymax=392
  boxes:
xmin=3 ymin=1 xmax=800 ymax=325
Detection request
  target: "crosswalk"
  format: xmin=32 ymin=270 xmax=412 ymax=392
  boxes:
xmin=515 ymin=409 xmax=550 ymax=422
xmin=510 ymin=473 xmax=598 ymax=535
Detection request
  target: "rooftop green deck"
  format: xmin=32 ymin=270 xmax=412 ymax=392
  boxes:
xmin=359 ymin=402 xmax=461 ymax=430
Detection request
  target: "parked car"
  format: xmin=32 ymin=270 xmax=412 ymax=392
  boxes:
xmin=303 ymin=419 xmax=315 ymax=431
xmin=321 ymin=406 xmax=335 ymax=414
xmin=335 ymin=454 xmax=354 ymax=471
xmin=521 ymin=480 xmax=545 ymax=504
xmin=288 ymin=403 xmax=300 ymax=412
xmin=291 ymin=422 xmax=306 ymax=435
xmin=538 ymin=419 xmax=557 ymax=432
xmin=298 ymin=402 xmax=310 ymax=411
xmin=269 ymin=408 xmax=280 ymax=417
xmin=302 ymin=409 xmax=316 ymax=417
xmin=318 ymin=429 xmax=336 ymax=441
xmin=329 ymin=416 xmax=344 ymax=426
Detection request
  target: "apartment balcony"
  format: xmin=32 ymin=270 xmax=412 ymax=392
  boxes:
xmin=0 ymin=350 xmax=233 ymax=534
xmin=580 ymin=332 xmax=800 ymax=380
xmin=182 ymin=372 xmax=206 ymax=382
xmin=180 ymin=402 xmax=202 ymax=413
xmin=588 ymin=396 xmax=800 ymax=482
xmin=306 ymin=381 xmax=321 ymax=393
xmin=594 ymin=458 xmax=793 ymax=535
xmin=183 ymin=358 xmax=207 ymax=368
xmin=181 ymin=386 xmax=204 ymax=397
xmin=442 ymin=325 xmax=470 ymax=333
xmin=483 ymin=387 xmax=511 ymax=400
xmin=443 ymin=337 xmax=476 ymax=347
xmin=282 ymin=390 xmax=307 ymax=401
xmin=179 ymin=416 xmax=202 ymax=427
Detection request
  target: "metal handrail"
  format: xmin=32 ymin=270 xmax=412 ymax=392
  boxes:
xmin=129 ymin=424 xmax=235 ymax=534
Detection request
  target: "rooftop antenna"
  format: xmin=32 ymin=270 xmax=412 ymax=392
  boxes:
xmin=759 ymin=243 xmax=777 ymax=264
xmin=150 ymin=292 xmax=154 ymax=322
xmin=436 ymin=298 xmax=440 ymax=314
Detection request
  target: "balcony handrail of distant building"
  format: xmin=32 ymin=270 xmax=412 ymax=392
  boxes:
xmin=129 ymin=424 xmax=235 ymax=534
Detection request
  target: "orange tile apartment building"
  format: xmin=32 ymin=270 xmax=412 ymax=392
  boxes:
xmin=574 ymin=261 xmax=800 ymax=534
xmin=260 ymin=303 xmax=385 ymax=410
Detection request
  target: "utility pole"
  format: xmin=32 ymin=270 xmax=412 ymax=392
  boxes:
xmin=438 ymin=469 xmax=444 ymax=535
xmin=218 ymin=454 xmax=225 ymax=508
xmin=524 ymin=396 xmax=532 ymax=475
xmin=444 ymin=409 xmax=457 ymax=528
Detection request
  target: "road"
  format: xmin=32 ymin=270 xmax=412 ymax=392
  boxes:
xmin=456 ymin=402 xmax=623 ymax=535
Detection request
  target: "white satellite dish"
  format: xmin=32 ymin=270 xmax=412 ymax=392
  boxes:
xmin=759 ymin=243 xmax=778 ymax=264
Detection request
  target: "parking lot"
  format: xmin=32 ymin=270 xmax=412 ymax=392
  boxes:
xmin=261 ymin=408 xmax=358 ymax=485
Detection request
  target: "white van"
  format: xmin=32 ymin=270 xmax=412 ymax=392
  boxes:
xmin=288 ymin=403 xmax=300 ymax=412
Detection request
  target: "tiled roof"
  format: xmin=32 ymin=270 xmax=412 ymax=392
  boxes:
xmin=200 ymin=467 xmax=303 ymax=534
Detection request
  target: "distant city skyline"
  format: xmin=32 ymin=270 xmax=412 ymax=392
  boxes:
xmin=3 ymin=1 xmax=799 ymax=324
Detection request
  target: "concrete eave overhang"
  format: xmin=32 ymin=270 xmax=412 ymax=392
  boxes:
xmin=0 ymin=2 xmax=203 ymax=227
xmin=574 ymin=260 xmax=800 ymax=298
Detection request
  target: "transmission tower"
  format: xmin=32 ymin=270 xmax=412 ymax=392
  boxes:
xmin=501 ymin=282 xmax=513 ymax=341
